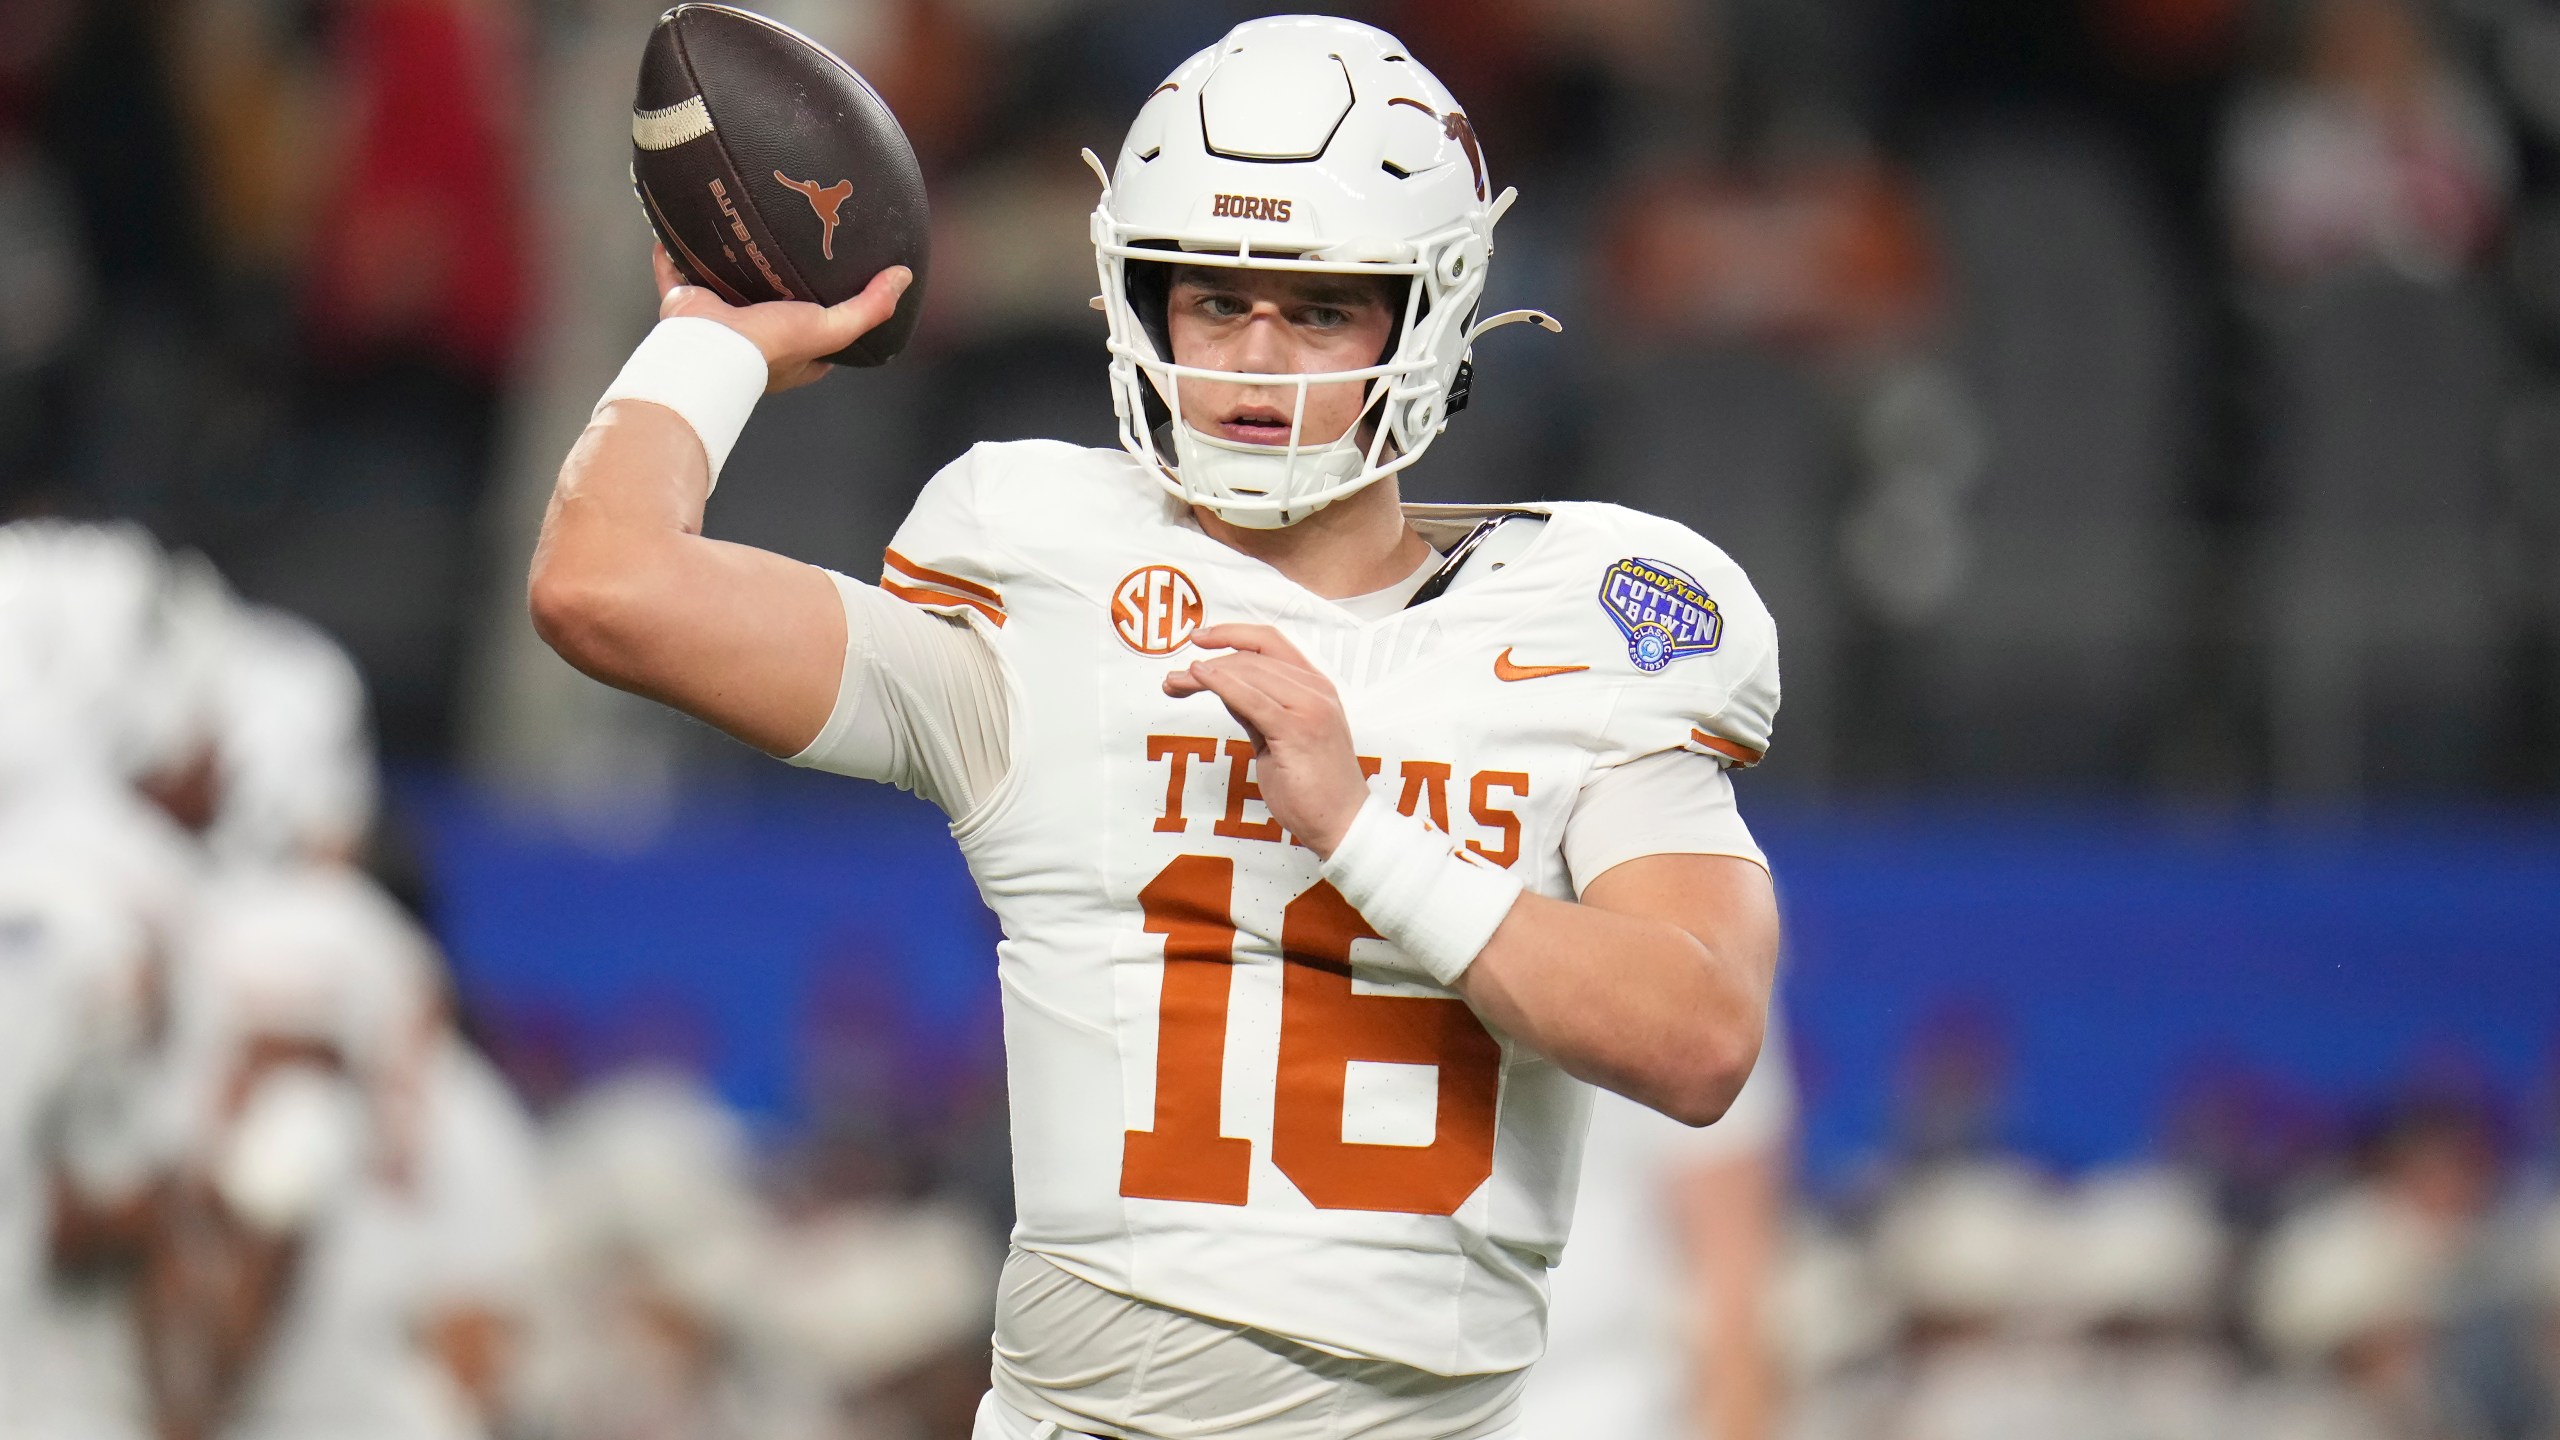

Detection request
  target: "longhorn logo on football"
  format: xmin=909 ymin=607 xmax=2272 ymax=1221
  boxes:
xmin=1113 ymin=565 xmax=1203 ymax=655
xmin=773 ymin=171 xmax=854 ymax=260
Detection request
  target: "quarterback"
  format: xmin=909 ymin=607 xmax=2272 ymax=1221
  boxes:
xmin=531 ymin=16 xmax=1780 ymax=1440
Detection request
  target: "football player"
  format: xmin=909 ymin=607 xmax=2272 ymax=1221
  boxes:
xmin=531 ymin=17 xmax=1781 ymax=1438
xmin=141 ymin=867 xmax=449 ymax=1440
xmin=0 ymin=853 xmax=157 ymax=1440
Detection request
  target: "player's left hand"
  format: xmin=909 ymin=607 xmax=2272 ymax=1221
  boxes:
xmin=1165 ymin=624 xmax=1371 ymax=857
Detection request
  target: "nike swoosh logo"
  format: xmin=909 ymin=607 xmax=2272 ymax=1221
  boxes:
xmin=1494 ymin=647 xmax=1589 ymax=682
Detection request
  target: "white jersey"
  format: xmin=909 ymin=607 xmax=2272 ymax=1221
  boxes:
xmin=0 ymin=900 xmax=91 ymax=1437
xmin=407 ymin=1039 xmax=545 ymax=1328
xmin=0 ymin=791 xmax=177 ymax=1440
xmin=796 ymin=439 xmax=1779 ymax=1377
xmin=228 ymin=1038 xmax=540 ymax=1440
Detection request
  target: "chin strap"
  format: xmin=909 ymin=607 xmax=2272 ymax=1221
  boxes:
xmin=1163 ymin=421 xmax=1371 ymax=530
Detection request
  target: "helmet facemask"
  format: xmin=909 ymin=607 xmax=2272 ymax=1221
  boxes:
xmin=1096 ymin=220 xmax=1490 ymax=529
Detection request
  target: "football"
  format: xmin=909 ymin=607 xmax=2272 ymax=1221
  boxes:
xmin=630 ymin=4 xmax=929 ymax=366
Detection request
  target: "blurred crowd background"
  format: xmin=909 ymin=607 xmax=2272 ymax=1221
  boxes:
xmin=4 ymin=0 xmax=2560 ymax=1436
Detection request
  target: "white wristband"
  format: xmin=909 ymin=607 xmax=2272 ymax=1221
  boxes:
xmin=1319 ymin=793 xmax=1526 ymax=987
xmin=594 ymin=316 xmax=769 ymax=492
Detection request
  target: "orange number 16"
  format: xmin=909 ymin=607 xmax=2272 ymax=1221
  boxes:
xmin=1120 ymin=854 xmax=1504 ymax=1216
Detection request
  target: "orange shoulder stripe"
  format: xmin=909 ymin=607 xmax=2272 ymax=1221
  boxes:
xmin=882 ymin=577 xmax=1007 ymax=627
xmin=883 ymin=547 xmax=1003 ymax=605
xmin=1689 ymin=728 xmax=1764 ymax=767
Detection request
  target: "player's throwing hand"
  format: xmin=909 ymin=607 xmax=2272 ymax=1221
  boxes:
xmin=1164 ymin=624 xmax=1372 ymax=858
xmin=650 ymin=245 xmax=910 ymax=394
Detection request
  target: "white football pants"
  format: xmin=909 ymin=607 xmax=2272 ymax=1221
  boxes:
xmin=971 ymin=1390 xmax=1527 ymax=1440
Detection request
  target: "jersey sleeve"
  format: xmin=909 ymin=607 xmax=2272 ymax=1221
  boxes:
xmin=1590 ymin=522 xmax=1782 ymax=774
xmin=787 ymin=446 xmax=1018 ymax=816
xmin=1564 ymin=522 xmax=1780 ymax=887
xmin=1584 ymin=525 xmax=1781 ymax=774
xmin=1672 ymin=583 xmax=1779 ymax=771
xmin=1561 ymin=747 xmax=1766 ymax=893
xmin=1680 ymin=641 xmax=1778 ymax=770
xmin=877 ymin=443 xmax=1012 ymax=630
xmin=786 ymin=571 xmax=1012 ymax=818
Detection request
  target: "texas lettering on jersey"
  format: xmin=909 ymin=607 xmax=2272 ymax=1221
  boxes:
xmin=1141 ymin=736 xmax=1526 ymax=865
xmin=863 ymin=439 xmax=1778 ymax=1376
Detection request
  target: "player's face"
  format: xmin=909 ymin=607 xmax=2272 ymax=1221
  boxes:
xmin=1162 ymin=266 xmax=1398 ymax=448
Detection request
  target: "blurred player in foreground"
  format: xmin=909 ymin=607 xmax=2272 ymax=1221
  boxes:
xmin=1524 ymin=1016 xmax=1796 ymax=1440
xmin=0 ymin=520 xmax=545 ymax=1440
xmin=532 ymin=16 xmax=1783 ymax=1437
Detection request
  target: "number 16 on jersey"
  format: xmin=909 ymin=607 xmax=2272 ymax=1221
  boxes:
xmin=1121 ymin=854 xmax=1505 ymax=1217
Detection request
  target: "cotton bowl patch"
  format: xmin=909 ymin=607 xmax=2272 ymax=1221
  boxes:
xmin=1600 ymin=558 xmax=1722 ymax=672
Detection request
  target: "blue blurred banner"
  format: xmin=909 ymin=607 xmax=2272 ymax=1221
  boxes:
xmin=1756 ymin=806 xmax=2560 ymax=1187
xmin=415 ymin=781 xmax=2560 ymax=1178
xmin=414 ymin=778 xmax=1002 ymax=1130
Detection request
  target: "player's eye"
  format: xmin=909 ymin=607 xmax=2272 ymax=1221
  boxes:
xmin=1297 ymin=305 xmax=1352 ymax=330
xmin=1194 ymin=291 xmax=1250 ymax=319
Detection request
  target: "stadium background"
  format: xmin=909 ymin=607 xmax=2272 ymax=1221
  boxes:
xmin=5 ymin=0 xmax=2560 ymax=1433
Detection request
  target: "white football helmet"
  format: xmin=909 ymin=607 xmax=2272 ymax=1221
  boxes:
xmin=1090 ymin=15 xmax=1556 ymax=528
xmin=208 ymin=605 xmax=378 ymax=867
xmin=0 ymin=520 xmax=230 ymax=792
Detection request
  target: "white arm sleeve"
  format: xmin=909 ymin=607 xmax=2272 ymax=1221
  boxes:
xmin=1562 ymin=747 xmax=1767 ymax=895
xmin=785 ymin=569 xmax=1012 ymax=818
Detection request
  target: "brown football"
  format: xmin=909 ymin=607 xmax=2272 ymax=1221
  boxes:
xmin=630 ymin=4 xmax=929 ymax=365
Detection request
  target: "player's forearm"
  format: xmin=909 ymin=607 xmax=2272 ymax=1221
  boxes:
xmin=49 ymin=1170 xmax=153 ymax=1270
xmin=139 ymin=1187 xmax=300 ymax=1440
xmin=1455 ymin=889 xmax=1772 ymax=1126
xmin=429 ymin=1306 xmax=518 ymax=1423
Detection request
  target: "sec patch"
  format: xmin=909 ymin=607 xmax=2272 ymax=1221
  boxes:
xmin=1599 ymin=558 xmax=1722 ymax=672
xmin=1114 ymin=565 xmax=1203 ymax=655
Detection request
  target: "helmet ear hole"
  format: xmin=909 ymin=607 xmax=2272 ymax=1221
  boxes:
xmin=1374 ymin=275 xmax=1415 ymax=367
xmin=1125 ymin=251 xmax=1177 ymax=360
xmin=1124 ymin=252 xmax=1178 ymax=433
